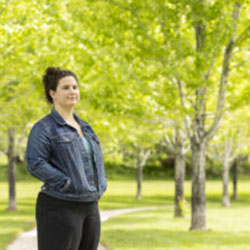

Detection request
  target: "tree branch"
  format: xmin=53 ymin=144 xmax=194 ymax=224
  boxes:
xmin=139 ymin=148 xmax=151 ymax=168
xmin=161 ymin=132 xmax=176 ymax=155
xmin=230 ymin=57 xmax=250 ymax=70
xmin=205 ymin=2 xmax=241 ymax=141
xmin=176 ymin=79 xmax=192 ymax=139
xmin=235 ymin=24 xmax=250 ymax=46
xmin=205 ymin=16 xmax=223 ymax=82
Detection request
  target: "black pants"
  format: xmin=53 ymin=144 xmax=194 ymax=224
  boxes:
xmin=36 ymin=192 xmax=100 ymax=250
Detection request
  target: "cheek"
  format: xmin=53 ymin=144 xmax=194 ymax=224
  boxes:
xmin=61 ymin=91 xmax=68 ymax=97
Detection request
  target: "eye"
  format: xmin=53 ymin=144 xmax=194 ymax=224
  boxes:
xmin=73 ymin=85 xmax=78 ymax=89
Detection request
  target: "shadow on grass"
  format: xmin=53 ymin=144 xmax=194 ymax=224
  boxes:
xmin=206 ymin=194 xmax=250 ymax=208
xmin=100 ymin=193 xmax=250 ymax=210
xmin=100 ymin=195 xmax=173 ymax=210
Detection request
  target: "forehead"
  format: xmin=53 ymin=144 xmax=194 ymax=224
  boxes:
xmin=58 ymin=76 xmax=78 ymax=86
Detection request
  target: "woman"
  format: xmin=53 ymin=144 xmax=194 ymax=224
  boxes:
xmin=26 ymin=67 xmax=107 ymax=250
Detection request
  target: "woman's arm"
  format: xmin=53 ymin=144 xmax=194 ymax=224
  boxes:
xmin=26 ymin=121 xmax=71 ymax=192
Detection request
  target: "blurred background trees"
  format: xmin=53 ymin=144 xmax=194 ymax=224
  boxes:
xmin=0 ymin=0 xmax=250 ymax=230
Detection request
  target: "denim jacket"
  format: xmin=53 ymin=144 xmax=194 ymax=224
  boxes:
xmin=26 ymin=108 xmax=107 ymax=202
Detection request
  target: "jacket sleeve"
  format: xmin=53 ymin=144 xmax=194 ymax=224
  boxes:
xmin=26 ymin=121 xmax=70 ymax=191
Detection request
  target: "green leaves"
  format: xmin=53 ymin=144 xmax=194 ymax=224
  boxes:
xmin=0 ymin=0 xmax=250 ymax=164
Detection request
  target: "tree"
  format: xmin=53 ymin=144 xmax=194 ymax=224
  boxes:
xmin=161 ymin=124 xmax=189 ymax=217
xmin=7 ymin=128 xmax=16 ymax=211
xmin=231 ymin=154 xmax=248 ymax=199
xmin=176 ymin=1 xmax=244 ymax=230
xmin=208 ymin=105 xmax=250 ymax=206
xmin=119 ymin=120 xmax=163 ymax=200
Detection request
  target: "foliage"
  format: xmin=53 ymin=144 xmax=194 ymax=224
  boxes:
xmin=1 ymin=0 xmax=250 ymax=168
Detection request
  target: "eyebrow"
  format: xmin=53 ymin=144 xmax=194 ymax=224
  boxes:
xmin=61 ymin=83 xmax=78 ymax=87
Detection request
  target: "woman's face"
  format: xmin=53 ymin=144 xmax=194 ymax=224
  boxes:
xmin=49 ymin=76 xmax=80 ymax=108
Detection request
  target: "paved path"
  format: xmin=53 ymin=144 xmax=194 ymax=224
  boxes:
xmin=7 ymin=206 xmax=157 ymax=250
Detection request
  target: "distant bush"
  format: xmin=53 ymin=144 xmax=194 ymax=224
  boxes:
xmin=1 ymin=158 xmax=249 ymax=182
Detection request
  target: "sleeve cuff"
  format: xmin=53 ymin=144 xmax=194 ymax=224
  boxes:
xmin=59 ymin=178 xmax=71 ymax=193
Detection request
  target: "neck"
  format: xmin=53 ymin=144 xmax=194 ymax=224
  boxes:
xmin=53 ymin=104 xmax=75 ymax=122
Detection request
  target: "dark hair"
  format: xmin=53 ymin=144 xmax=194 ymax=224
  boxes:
xmin=42 ymin=67 xmax=79 ymax=103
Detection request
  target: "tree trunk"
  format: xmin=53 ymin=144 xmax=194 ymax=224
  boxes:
xmin=222 ymin=160 xmax=231 ymax=207
xmin=8 ymin=128 xmax=17 ymax=211
xmin=136 ymin=166 xmax=142 ymax=200
xmin=190 ymin=140 xmax=207 ymax=231
xmin=232 ymin=158 xmax=238 ymax=200
xmin=222 ymin=137 xmax=232 ymax=207
xmin=174 ymin=153 xmax=185 ymax=217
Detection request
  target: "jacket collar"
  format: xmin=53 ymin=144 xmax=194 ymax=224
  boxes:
xmin=50 ymin=107 xmax=90 ymax=128
xmin=50 ymin=108 xmax=67 ymax=125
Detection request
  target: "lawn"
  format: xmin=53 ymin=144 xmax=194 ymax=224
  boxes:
xmin=100 ymin=180 xmax=250 ymax=250
xmin=0 ymin=181 xmax=41 ymax=250
xmin=101 ymin=206 xmax=250 ymax=250
xmin=1 ymin=179 xmax=250 ymax=250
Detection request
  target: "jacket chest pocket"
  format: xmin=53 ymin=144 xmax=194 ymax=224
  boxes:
xmin=54 ymin=133 xmax=79 ymax=144
xmin=52 ymin=133 xmax=80 ymax=155
xmin=52 ymin=133 xmax=80 ymax=167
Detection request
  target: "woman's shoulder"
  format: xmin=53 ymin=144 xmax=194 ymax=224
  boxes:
xmin=30 ymin=114 xmax=54 ymax=134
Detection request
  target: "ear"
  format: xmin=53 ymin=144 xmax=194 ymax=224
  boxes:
xmin=49 ymin=89 xmax=56 ymax=100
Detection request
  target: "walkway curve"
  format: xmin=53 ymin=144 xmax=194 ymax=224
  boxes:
xmin=7 ymin=206 xmax=158 ymax=250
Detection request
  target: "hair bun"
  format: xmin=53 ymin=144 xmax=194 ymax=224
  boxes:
xmin=45 ymin=67 xmax=61 ymax=76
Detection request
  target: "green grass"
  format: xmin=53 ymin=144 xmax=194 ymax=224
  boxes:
xmin=0 ymin=181 xmax=41 ymax=250
xmin=101 ymin=206 xmax=250 ymax=250
xmin=100 ymin=179 xmax=250 ymax=250
xmin=1 ymin=179 xmax=250 ymax=250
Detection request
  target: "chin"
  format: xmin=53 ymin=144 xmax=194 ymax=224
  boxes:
xmin=63 ymin=102 xmax=77 ymax=108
